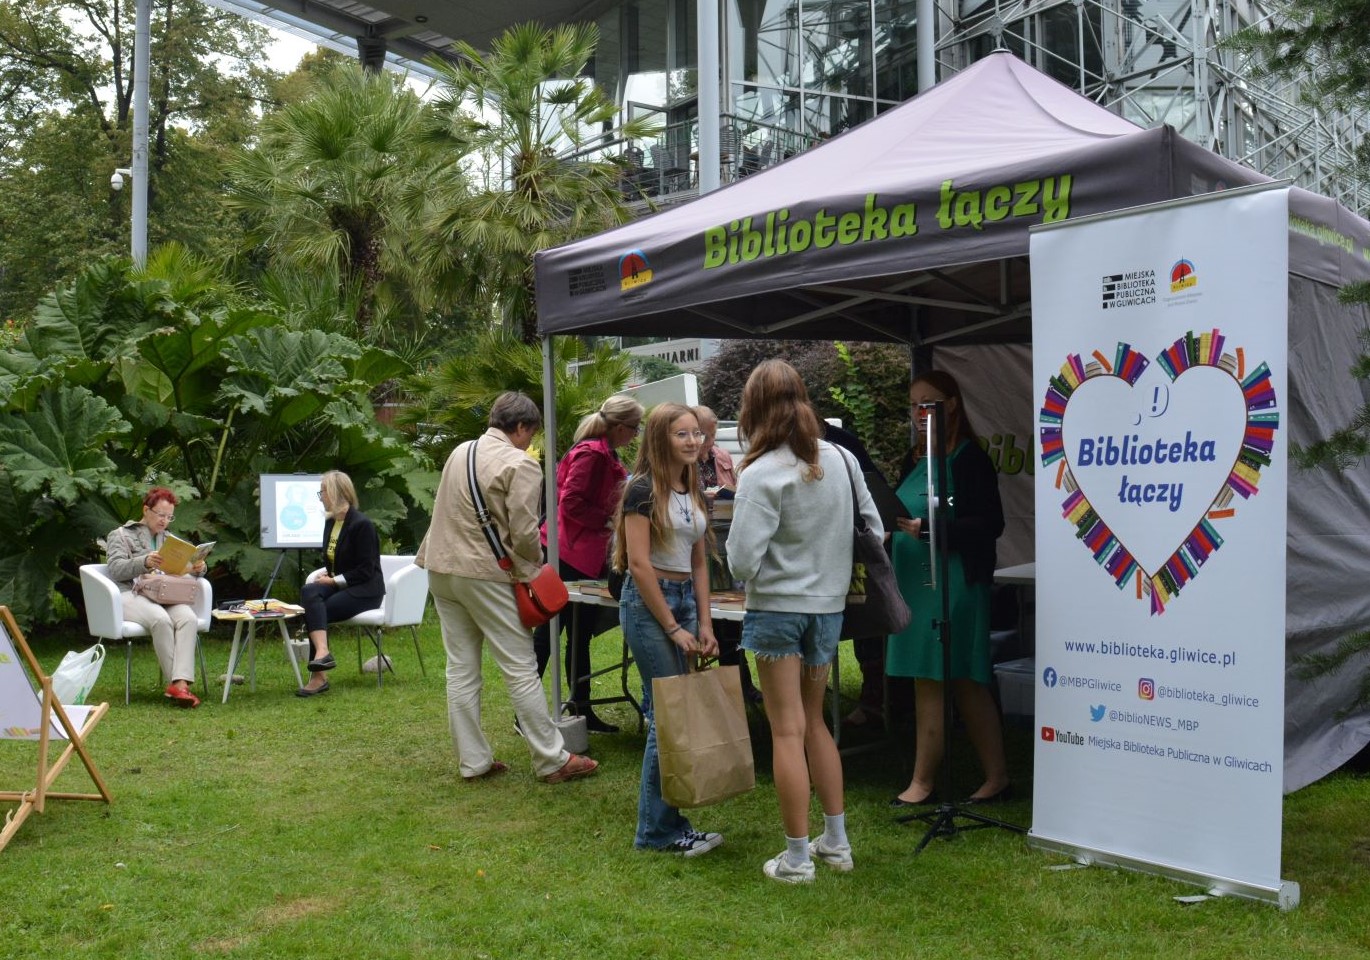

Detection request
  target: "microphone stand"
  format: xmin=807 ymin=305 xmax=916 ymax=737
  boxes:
xmin=898 ymin=400 xmax=1024 ymax=852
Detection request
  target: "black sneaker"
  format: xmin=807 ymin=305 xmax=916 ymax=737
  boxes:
xmin=662 ymin=830 xmax=723 ymax=858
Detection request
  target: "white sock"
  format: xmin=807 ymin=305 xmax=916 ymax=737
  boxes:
xmin=785 ymin=835 xmax=810 ymax=867
xmin=822 ymin=812 xmax=848 ymax=848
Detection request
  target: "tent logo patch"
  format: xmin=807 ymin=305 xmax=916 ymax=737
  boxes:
xmin=1038 ymin=329 xmax=1279 ymax=614
xmin=619 ymin=249 xmax=653 ymax=291
xmin=1100 ymin=268 xmax=1156 ymax=310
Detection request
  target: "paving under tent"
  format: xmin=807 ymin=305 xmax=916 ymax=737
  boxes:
xmin=534 ymin=51 xmax=1370 ymax=793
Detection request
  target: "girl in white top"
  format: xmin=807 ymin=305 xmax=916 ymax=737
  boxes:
xmin=612 ymin=402 xmax=722 ymax=856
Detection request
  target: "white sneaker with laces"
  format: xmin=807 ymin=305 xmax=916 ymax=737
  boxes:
xmin=763 ymin=851 xmax=816 ymax=883
xmin=809 ymin=837 xmax=854 ymax=872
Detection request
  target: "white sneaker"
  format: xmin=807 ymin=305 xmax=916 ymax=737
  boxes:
xmin=664 ymin=830 xmax=723 ymax=858
xmin=763 ymin=851 xmax=816 ymax=884
xmin=809 ymin=837 xmax=854 ymax=872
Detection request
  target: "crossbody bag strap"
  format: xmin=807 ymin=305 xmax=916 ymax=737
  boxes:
xmin=466 ymin=438 xmax=515 ymax=576
xmin=837 ymin=447 xmax=870 ymax=535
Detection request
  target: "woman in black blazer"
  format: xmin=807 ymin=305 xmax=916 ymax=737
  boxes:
xmin=296 ymin=470 xmax=386 ymax=697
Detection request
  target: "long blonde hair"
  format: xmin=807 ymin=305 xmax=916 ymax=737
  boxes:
xmin=610 ymin=403 xmax=711 ymax=574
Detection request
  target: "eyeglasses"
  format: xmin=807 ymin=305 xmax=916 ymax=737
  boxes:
xmin=672 ymin=430 xmax=707 ymax=442
xmin=149 ymin=510 xmax=174 ymax=522
xmin=317 ymin=491 xmax=325 ymax=500
xmin=620 ymin=422 xmax=642 ymax=435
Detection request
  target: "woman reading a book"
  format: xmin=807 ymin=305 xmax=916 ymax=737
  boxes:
xmin=296 ymin=470 xmax=385 ymax=697
xmin=104 ymin=486 xmax=209 ymax=707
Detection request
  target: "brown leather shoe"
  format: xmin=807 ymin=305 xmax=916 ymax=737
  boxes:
xmin=464 ymin=760 xmax=510 ymax=782
xmin=542 ymin=754 xmax=599 ymax=784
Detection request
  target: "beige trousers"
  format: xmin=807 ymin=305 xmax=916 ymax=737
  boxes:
xmin=429 ymin=572 xmax=570 ymax=779
xmin=122 ymin=591 xmax=199 ymax=685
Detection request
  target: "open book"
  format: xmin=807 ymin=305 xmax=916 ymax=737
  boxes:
xmin=160 ymin=533 xmax=216 ymax=577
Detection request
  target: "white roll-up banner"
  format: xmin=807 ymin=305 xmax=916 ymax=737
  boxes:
xmin=1029 ymin=185 xmax=1297 ymax=908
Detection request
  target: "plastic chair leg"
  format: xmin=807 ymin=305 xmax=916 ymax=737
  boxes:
xmin=409 ymin=626 xmax=426 ymax=678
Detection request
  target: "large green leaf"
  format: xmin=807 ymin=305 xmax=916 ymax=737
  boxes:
xmin=25 ymin=259 xmax=164 ymax=363
xmin=132 ymin=306 xmax=275 ymax=413
xmin=220 ymin=327 xmax=356 ymax=425
xmin=0 ymin=387 xmax=130 ymax=502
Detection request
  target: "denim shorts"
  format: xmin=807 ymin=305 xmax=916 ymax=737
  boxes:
xmin=741 ymin=610 xmax=843 ymax=666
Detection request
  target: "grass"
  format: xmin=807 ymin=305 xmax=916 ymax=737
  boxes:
xmin=3 ymin=615 xmax=1369 ymax=960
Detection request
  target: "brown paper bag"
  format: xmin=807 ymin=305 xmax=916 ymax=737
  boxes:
xmin=653 ymin=663 xmax=755 ymax=808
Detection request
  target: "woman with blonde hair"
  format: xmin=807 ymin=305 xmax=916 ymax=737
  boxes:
xmin=613 ymin=402 xmax=723 ymax=855
xmin=297 ymin=469 xmax=385 ymax=697
xmin=728 ymin=359 xmax=881 ymax=882
xmin=535 ymin=394 xmax=644 ymax=732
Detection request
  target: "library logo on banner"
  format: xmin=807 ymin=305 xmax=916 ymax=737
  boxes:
xmin=1166 ymin=257 xmax=1204 ymax=308
xmin=1169 ymin=258 xmax=1197 ymax=292
xmin=1100 ymin=268 xmax=1157 ymax=310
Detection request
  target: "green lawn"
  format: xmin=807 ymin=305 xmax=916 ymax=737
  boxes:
xmin=3 ymin=615 xmax=1368 ymax=960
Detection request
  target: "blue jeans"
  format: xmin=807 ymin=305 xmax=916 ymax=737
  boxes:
xmin=621 ymin=573 xmax=697 ymax=849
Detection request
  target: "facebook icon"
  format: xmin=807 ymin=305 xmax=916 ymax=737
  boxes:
xmin=1042 ymin=666 xmax=1058 ymax=688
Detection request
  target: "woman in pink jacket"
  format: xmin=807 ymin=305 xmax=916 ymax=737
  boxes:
xmin=534 ymin=395 xmax=644 ymax=732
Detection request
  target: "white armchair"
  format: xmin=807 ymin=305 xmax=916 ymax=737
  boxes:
xmin=305 ymin=555 xmax=429 ymax=687
xmin=78 ymin=563 xmax=212 ymax=704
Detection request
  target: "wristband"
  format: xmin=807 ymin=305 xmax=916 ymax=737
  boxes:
xmin=665 ymin=624 xmax=683 ymax=635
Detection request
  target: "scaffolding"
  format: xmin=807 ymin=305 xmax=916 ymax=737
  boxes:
xmin=934 ymin=0 xmax=1370 ymax=213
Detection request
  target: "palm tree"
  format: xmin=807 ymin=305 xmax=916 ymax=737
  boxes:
xmin=424 ymin=22 xmax=660 ymax=343
xmin=402 ymin=326 xmax=636 ymax=464
xmin=226 ymin=62 xmax=455 ymax=343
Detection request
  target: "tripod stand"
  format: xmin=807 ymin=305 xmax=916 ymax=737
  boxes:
xmin=896 ymin=400 xmax=1024 ymax=852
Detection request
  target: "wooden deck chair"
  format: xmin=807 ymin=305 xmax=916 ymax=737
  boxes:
xmin=0 ymin=605 xmax=112 ymax=854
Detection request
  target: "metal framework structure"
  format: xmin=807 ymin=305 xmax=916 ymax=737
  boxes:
xmin=934 ymin=0 xmax=1370 ymax=213
xmin=198 ymin=0 xmax=1369 ymax=212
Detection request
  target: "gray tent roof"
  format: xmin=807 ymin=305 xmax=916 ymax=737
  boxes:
xmin=535 ymin=51 xmax=1273 ymax=344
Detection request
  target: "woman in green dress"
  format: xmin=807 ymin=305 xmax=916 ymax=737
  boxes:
xmin=888 ymin=371 xmax=1010 ymax=807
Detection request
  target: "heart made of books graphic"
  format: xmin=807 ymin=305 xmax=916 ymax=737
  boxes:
xmin=1039 ymin=330 xmax=1278 ymax=615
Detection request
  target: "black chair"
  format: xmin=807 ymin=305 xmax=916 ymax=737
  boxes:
xmin=621 ymin=145 xmax=654 ymax=198
xmin=649 ymin=142 xmax=691 ymax=194
xmin=739 ymin=139 xmax=775 ymax=176
xmin=719 ymin=125 xmax=742 ymax=181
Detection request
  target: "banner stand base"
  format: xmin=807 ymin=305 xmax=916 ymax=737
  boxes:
xmin=1028 ymin=832 xmax=1300 ymax=911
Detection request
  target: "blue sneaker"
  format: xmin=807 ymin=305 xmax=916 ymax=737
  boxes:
xmin=663 ymin=830 xmax=723 ymax=858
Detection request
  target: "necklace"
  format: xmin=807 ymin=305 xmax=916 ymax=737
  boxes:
xmin=672 ymin=489 xmax=693 ymax=526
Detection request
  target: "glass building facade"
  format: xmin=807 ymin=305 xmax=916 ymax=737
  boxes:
xmin=579 ymin=0 xmax=1369 ymax=212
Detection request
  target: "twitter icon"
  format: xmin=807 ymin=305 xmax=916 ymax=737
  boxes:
xmin=1089 ymin=704 xmax=1106 ymax=722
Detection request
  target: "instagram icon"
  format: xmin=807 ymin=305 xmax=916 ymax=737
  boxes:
xmin=1138 ymin=678 xmax=1156 ymax=700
